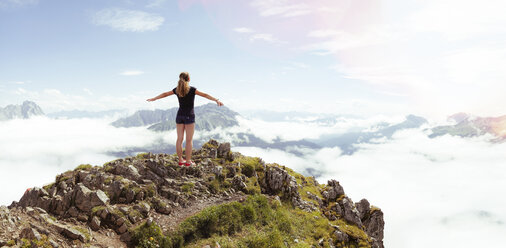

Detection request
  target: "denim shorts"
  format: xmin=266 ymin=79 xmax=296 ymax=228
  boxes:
xmin=176 ymin=114 xmax=195 ymax=124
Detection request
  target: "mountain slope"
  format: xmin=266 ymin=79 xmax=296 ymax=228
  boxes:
xmin=112 ymin=104 xmax=239 ymax=132
xmin=0 ymin=101 xmax=44 ymax=121
xmin=1 ymin=140 xmax=384 ymax=248
xmin=430 ymin=113 xmax=506 ymax=140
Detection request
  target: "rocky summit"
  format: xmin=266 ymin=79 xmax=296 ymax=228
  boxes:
xmin=0 ymin=140 xmax=384 ymax=248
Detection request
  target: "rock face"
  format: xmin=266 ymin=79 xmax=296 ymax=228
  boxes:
xmin=0 ymin=101 xmax=44 ymax=121
xmin=2 ymin=139 xmax=384 ymax=248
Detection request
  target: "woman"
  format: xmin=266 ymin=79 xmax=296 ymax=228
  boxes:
xmin=147 ymin=72 xmax=223 ymax=166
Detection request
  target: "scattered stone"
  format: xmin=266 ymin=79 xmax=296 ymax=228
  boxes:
xmin=60 ymin=225 xmax=86 ymax=242
xmin=333 ymin=230 xmax=349 ymax=242
xmin=20 ymin=227 xmax=42 ymax=241
xmin=117 ymin=223 xmax=128 ymax=234
xmin=323 ymin=180 xmax=344 ymax=202
xmin=67 ymin=206 xmax=79 ymax=217
xmin=217 ymin=142 xmax=231 ymax=159
xmin=89 ymin=216 xmax=101 ymax=231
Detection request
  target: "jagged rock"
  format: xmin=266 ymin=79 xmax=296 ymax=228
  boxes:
xmin=322 ymin=180 xmax=344 ymax=202
xmin=355 ymin=199 xmax=370 ymax=220
xmin=116 ymin=217 xmax=126 ymax=226
xmin=133 ymin=202 xmax=150 ymax=217
xmin=99 ymin=207 xmax=110 ymax=220
xmin=67 ymin=206 xmax=79 ymax=217
xmin=77 ymin=214 xmax=88 ymax=222
xmin=146 ymin=159 xmax=167 ymax=178
xmin=53 ymin=224 xmax=86 ymax=242
xmin=363 ymin=208 xmax=385 ymax=248
xmin=217 ymin=142 xmax=231 ymax=159
xmin=89 ymin=216 xmax=101 ymax=231
xmin=116 ymin=164 xmax=142 ymax=181
xmin=74 ymin=183 xmax=109 ymax=212
xmin=125 ymin=189 xmax=136 ymax=203
xmin=306 ymin=191 xmax=323 ymax=207
xmin=338 ymin=197 xmax=362 ymax=227
xmin=18 ymin=187 xmax=49 ymax=210
xmin=263 ymin=166 xmax=293 ymax=193
xmin=20 ymin=227 xmax=42 ymax=241
xmin=232 ymin=175 xmax=247 ymax=192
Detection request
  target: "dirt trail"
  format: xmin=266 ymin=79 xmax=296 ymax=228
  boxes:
xmin=153 ymin=193 xmax=246 ymax=233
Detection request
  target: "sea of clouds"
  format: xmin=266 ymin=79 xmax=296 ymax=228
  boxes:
xmin=0 ymin=116 xmax=177 ymax=205
xmin=1 ymin=114 xmax=505 ymax=248
xmin=235 ymin=129 xmax=506 ymax=248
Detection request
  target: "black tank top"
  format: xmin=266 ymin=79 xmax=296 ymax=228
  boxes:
xmin=173 ymin=86 xmax=196 ymax=116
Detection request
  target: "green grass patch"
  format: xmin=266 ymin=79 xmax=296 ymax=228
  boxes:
xmin=236 ymin=156 xmax=262 ymax=177
xmin=181 ymin=182 xmax=195 ymax=194
xmin=136 ymin=153 xmax=149 ymax=159
xmin=131 ymin=221 xmax=183 ymax=248
xmin=42 ymin=183 xmax=54 ymax=191
xmin=74 ymin=164 xmax=93 ymax=171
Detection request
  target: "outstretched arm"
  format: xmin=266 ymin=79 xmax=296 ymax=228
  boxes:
xmin=196 ymin=90 xmax=223 ymax=106
xmin=147 ymin=91 xmax=174 ymax=102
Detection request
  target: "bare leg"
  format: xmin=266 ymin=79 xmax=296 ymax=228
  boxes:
xmin=176 ymin=124 xmax=185 ymax=163
xmin=184 ymin=123 xmax=195 ymax=163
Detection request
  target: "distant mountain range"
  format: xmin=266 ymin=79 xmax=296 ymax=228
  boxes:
xmin=111 ymin=103 xmax=239 ymax=131
xmin=314 ymin=115 xmax=429 ymax=154
xmin=430 ymin=113 xmax=506 ymax=141
xmin=0 ymin=101 xmax=44 ymax=121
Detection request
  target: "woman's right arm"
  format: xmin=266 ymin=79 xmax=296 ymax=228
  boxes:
xmin=147 ymin=91 xmax=174 ymax=102
xmin=196 ymin=90 xmax=223 ymax=106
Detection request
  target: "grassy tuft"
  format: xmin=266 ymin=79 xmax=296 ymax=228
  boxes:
xmin=74 ymin=164 xmax=93 ymax=171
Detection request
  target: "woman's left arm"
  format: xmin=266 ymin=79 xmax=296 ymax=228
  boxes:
xmin=147 ymin=91 xmax=174 ymax=102
xmin=196 ymin=90 xmax=223 ymax=106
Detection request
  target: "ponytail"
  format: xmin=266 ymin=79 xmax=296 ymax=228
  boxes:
xmin=176 ymin=72 xmax=190 ymax=97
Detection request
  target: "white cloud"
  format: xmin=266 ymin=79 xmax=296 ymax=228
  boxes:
xmin=83 ymin=88 xmax=93 ymax=95
xmin=120 ymin=70 xmax=145 ymax=76
xmin=233 ymin=27 xmax=254 ymax=33
xmin=15 ymin=87 xmax=26 ymax=94
xmin=301 ymin=0 xmax=506 ymax=117
xmin=251 ymin=0 xmax=312 ymax=18
xmin=0 ymin=116 xmax=172 ymax=205
xmin=146 ymin=0 xmax=167 ymax=8
xmin=249 ymin=33 xmax=279 ymax=43
xmin=0 ymin=0 xmax=37 ymax=8
xmin=92 ymin=8 xmax=164 ymax=32
xmin=233 ymin=27 xmax=282 ymax=44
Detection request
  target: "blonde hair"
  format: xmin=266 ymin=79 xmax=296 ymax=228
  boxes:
xmin=176 ymin=72 xmax=190 ymax=97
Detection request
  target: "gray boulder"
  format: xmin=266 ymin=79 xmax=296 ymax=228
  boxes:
xmin=217 ymin=142 xmax=231 ymax=159
xmin=322 ymin=180 xmax=344 ymax=202
xmin=355 ymin=198 xmax=370 ymax=220
xmin=74 ymin=183 xmax=109 ymax=212
xmin=363 ymin=208 xmax=385 ymax=248
xmin=338 ymin=197 xmax=362 ymax=227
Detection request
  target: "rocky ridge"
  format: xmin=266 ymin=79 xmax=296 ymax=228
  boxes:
xmin=0 ymin=101 xmax=44 ymax=121
xmin=0 ymin=140 xmax=384 ymax=248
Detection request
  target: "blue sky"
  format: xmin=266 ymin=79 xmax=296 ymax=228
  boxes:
xmin=1 ymin=0 xmax=505 ymax=118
